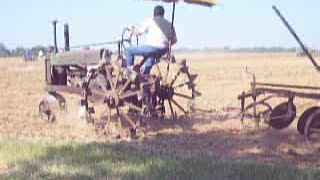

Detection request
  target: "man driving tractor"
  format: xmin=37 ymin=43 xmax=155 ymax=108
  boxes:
xmin=126 ymin=5 xmax=177 ymax=74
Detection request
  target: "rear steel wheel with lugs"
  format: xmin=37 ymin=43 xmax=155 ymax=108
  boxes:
xmin=88 ymin=63 xmax=145 ymax=138
xmin=153 ymin=58 xmax=199 ymax=119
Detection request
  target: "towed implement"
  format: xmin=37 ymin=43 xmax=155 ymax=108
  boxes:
xmin=238 ymin=6 xmax=320 ymax=142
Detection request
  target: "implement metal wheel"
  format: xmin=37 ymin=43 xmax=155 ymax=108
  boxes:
xmin=241 ymin=100 xmax=273 ymax=128
xmin=297 ymin=106 xmax=320 ymax=134
xmin=153 ymin=58 xmax=199 ymax=119
xmin=304 ymin=109 xmax=320 ymax=142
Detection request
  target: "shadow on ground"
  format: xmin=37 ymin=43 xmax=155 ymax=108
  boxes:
xmin=0 ymin=137 xmax=319 ymax=180
xmin=138 ymin=110 xmax=320 ymax=166
xmin=2 ymin=112 xmax=320 ymax=179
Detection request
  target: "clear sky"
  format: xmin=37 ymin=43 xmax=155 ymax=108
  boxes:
xmin=1 ymin=0 xmax=319 ymax=50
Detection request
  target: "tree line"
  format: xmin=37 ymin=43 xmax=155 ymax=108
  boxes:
xmin=0 ymin=42 xmax=300 ymax=58
xmin=0 ymin=42 xmax=47 ymax=58
xmin=174 ymin=47 xmax=297 ymax=53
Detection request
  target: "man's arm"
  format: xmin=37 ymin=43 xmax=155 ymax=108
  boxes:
xmin=129 ymin=19 xmax=150 ymax=36
xmin=129 ymin=26 xmax=145 ymax=35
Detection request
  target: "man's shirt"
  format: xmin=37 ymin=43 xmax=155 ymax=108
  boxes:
xmin=138 ymin=17 xmax=177 ymax=49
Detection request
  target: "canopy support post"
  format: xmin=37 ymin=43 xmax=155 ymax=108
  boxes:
xmin=163 ymin=2 xmax=176 ymax=85
xmin=168 ymin=1 xmax=176 ymax=59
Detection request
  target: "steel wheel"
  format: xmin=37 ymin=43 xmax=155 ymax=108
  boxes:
xmin=241 ymin=100 xmax=273 ymax=128
xmin=88 ymin=63 xmax=144 ymax=138
xmin=153 ymin=58 xmax=199 ymax=119
xmin=304 ymin=109 xmax=320 ymax=142
xmin=38 ymin=92 xmax=66 ymax=122
xmin=297 ymin=106 xmax=320 ymax=134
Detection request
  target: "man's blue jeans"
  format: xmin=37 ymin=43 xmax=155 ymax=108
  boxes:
xmin=126 ymin=46 xmax=168 ymax=74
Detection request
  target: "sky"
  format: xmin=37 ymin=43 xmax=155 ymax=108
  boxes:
xmin=1 ymin=0 xmax=320 ymax=50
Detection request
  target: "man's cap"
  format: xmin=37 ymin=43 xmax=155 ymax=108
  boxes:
xmin=154 ymin=5 xmax=165 ymax=17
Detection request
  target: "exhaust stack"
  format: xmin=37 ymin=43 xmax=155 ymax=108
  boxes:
xmin=52 ymin=20 xmax=58 ymax=53
xmin=64 ymin=23 xmax=70 ymax=51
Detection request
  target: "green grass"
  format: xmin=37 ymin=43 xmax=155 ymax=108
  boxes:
xmin=0 ymin=136 xmax=319 ymax=180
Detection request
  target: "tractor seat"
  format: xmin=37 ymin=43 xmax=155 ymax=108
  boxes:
xmin=159 ymin=52 xmax=176 ymax=63
xmin=153 ymin=51 xmax=176 ymax=63
xmin=138 ymin=50 xmax=169 ymax=66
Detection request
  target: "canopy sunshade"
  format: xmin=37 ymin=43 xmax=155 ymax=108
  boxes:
xmin=145 ymin=0 xmax=218 ymax=7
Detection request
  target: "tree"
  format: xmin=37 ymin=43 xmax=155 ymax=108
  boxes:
xmin=15 ymin=47 xmax=26 ymax=57
xmin=0 ymin=42 xmax=10 ymax=57
xmin=31 ymin=45 xmax=47 ymax=56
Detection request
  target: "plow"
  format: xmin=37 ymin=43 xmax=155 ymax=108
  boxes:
xmin=238 ymin=6 xmax=320 ymax=142
xmin=38 ymin=0 xmax=212 ymax=138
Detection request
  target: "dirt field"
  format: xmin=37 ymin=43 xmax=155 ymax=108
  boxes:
xmin=1 ymin=53 xmax=320 ymax=166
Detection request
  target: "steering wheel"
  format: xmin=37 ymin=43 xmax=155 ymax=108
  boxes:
xmin=120 ymin=27 xmax=139 ymax=58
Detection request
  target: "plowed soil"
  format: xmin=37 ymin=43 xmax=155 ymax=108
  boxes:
xmin=1 ymin=53 xmax=320 ymax=166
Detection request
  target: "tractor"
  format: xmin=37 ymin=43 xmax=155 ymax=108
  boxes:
xmin=38 ymin=20 xmax=198 ymax=138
